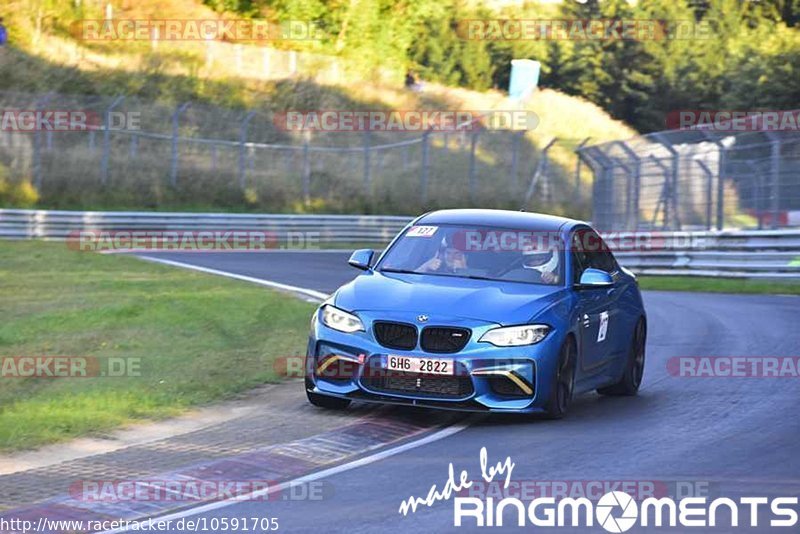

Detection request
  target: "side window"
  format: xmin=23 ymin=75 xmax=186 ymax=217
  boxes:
xmin=575 ymin=229 xmax=618 ymax=275
xmin=571 ymin=231 xmax=589 ymax=284
xmin=589 ymin=233 xmax=618 ymax=273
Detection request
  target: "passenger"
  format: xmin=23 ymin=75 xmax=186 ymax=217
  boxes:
xmin=519 ymin=243 xmax=560 ymax=284
xmin=418 ymin=244 xmax=467 ymax=273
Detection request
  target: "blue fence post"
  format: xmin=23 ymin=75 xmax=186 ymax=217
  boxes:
xmin=302 ymin=132 xmax=311 ymax=206
xmin=101 ymin=95 xmax=125 ymax=186
xmin=420 ymin=131 xmax=430 ymax=204
xmin=129 ymin=134 xmax=138 ymax=158
xmin=363 ymin=130 xmax=372 ymax=194
xmin=766 ymin=132 xmax=782 ymax=229
xmin=33 ymin=93 xmax=53 ymax=190
xmin=238 ymin=111 xmax=256 ymax=190
xmin=170 ymin=102 xmax=191 ymax=187
xmin=469 ymin=131 xmax=479 ymax=203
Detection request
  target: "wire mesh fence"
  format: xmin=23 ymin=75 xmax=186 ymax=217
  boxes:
xmin=0 ymin=91 xmax=569 ymax=214
xmin=578 ymin=124 xmax=800 ymax=232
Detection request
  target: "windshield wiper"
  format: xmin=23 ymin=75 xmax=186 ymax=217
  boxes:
xmin=380 ymin=270 xmax=511 ymax=283
xmin=379 ymin=268 xmax=421 ymax=275
xmin=461 ymin=274 xmax=502 ymax=282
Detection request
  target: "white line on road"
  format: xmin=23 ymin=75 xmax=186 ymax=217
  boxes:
xmin=98 ymin=420 xmax=475 ymax=534
xmin=94 ymin=253 xmax=477 ymax=534
xmin=136 ymin=255 xmax=330 ymax=302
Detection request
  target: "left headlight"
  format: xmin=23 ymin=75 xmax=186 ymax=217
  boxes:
xmin=479 ymin=324 xmax=550 ymax=347
xmin=320 ymin=305 xmax=365 ymax=333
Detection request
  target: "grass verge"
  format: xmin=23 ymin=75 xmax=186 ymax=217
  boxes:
xmin=638 ymin=276 xmax=800 ymax=295
xmin=0 ymin=241 xmax=316 ymax=451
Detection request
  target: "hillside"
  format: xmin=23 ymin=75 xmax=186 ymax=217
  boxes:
xmin=0 ymin=0 xmax=635 ymax=216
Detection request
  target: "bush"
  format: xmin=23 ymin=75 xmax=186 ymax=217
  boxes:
xmin=0 ymin=163 xmax=39 ymax=208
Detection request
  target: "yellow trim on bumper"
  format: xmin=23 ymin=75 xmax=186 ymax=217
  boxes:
xmin=316 ymin=354 xmax=360 ymax=376
xmin=471 ymin=368 xmax=533 ymax=395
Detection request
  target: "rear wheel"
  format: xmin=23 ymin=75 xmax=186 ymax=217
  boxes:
xmin=306 ymin=390 xmax=351 ymax=409
xmin=544 ymin=337 xmax=576 ymax=419
xmin=597 ymin=319 xmax=646 ymax=396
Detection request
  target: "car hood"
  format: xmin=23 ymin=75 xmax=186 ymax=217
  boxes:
xmin=333 ymin=271 xmax=567 ymax=325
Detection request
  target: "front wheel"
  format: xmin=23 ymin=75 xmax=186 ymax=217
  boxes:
xmin=544 ymin=337 xmax=576 ymax=419
xmin=597 ymin=319 xmax=646 ymax=396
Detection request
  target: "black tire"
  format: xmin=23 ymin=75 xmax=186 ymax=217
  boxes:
xmin=306 ymin=389 xmax=351 ymax=410
xmin=544 ymin=337 xmax=576 ymax=419
xmin=597 ymin=319 xmax=646 ymax=396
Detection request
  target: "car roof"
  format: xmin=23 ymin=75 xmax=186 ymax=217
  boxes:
xmin=416 ymin=209 xmax=585 ymax=232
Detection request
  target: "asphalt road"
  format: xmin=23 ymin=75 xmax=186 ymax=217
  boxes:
xmin=135 ymin=251 xmax=800 ymax=533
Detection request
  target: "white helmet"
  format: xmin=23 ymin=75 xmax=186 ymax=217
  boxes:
xmin=522 ymin=243 xmax=557 ymax=270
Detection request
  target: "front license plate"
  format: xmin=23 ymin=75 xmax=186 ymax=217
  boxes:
xmin=386 ymin=355 xmax=454 ymax=375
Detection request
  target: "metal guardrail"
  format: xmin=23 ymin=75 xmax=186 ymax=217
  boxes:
xmin=0 ymin=209 xmax=411 ymax=244
xmin=1 ymin=209 xmax=798 ymax=279
xmin=609 ymin=230 xmax=800 ymax=279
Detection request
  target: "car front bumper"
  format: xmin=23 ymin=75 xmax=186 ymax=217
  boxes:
xmin=306 ymin=310 xmax=567 ymax=414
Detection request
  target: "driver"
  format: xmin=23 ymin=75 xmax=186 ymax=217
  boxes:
xmin=520 ymin=242 xmax=560 ymax=284
xmin=418 ymin=240 xmax=467 ymax=273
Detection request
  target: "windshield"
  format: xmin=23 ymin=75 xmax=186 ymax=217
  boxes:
xmin=377 ymin=224 xmax=564 ymax=286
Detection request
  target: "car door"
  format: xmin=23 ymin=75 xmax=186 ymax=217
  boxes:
xmin=572 ymin=229 xmax=619 ymax=372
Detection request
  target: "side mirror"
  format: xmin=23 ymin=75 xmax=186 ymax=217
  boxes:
xmin=576 ymin=268 xmax=613 ymax=288
xmin=348 ymin=249 xmax=374 ymax=271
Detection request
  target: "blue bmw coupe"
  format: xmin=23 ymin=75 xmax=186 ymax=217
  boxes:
xmin=305 ymin=209 xmax=646 ymax=418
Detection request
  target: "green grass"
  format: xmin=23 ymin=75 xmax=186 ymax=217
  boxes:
xmin=638 ymin=276 xmax=800 ymax=295
xmin=0 ymin=241 xmax=316 ymax=451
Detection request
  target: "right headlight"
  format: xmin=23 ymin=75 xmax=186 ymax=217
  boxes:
xmin=320 ymin=305 xmax=365 ymax=333
xmin=479 ymin=324 xmax=550 ymax=347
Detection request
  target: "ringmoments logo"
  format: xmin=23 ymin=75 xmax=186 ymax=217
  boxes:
xmin=595 ymin=491 xmax=638 ymax=533
xmin=396 ymin=447 xmax=799 ymax=531
xmin=453 ymin=491 xmax=799 ymax=530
